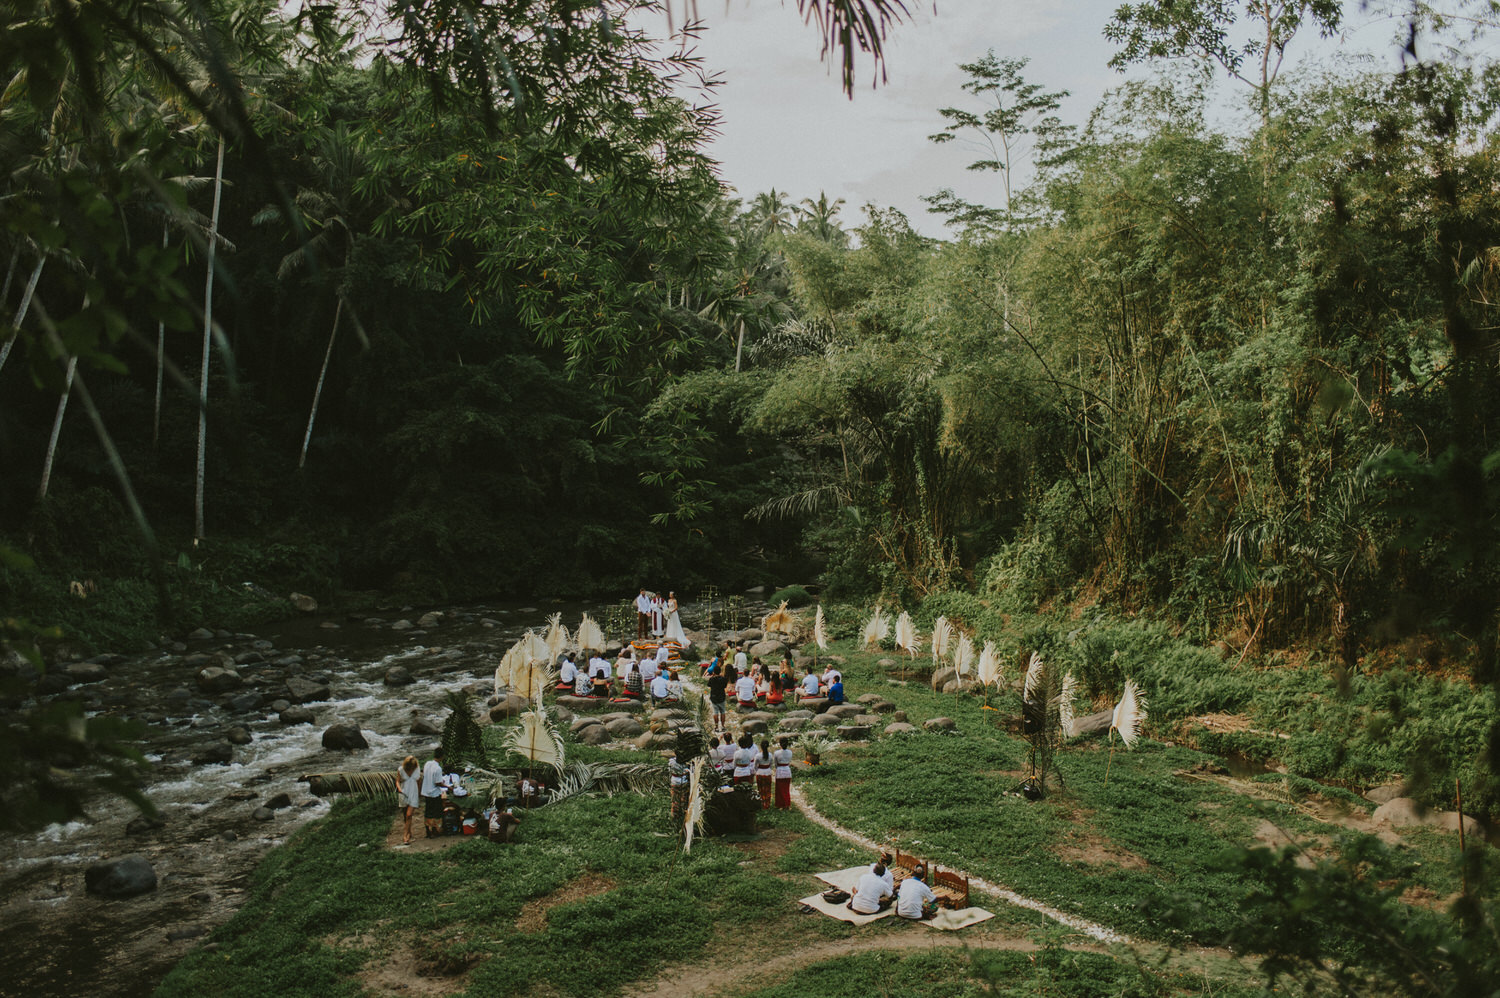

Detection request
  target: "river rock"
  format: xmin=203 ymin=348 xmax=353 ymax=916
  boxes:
xmin=1364 ymin=783 xmax=1406 ymax=805
xmin=741 ymin=719 xmax=768 ymax=736
xmin=570 ymin=717 xmax=603 ymax=734
xmin=225 ymin=693 xmax=260 ymax=714
xmin=883 ymin=722 xmax=918 ymax=736
xmin=226 ymin=726 xmax=253 ymax=746
xmin=778 ymin=717 xmax=808 ymax=733
xmin=410 ymin=717 xmax=441 ymax=735
xmin=85 ymin=855 xmax=157 ymax=898
xmin=383 ymin=666 xmax=415 ymax=686
xmin=390 ymin=619 xmax=414 ymax=631
xmin=187 ymin=628 xmax=215 ymax=641
xmin=554 ymin=706 xmax=575 ymax=726
xmin=812 ymin=713 xmax=841 ymax=728
xmin=489 ymin=694 xmax=529 ymax=721
xmin=290 ymin=592 xmax=318 ymax=613
xmin=604 ymin=716 xmax=645 ymax=738
xmin=265 ymin=792 xmax=293 ymax=810
xmin=783 ymin=709 xmax=815 ymax=721
xmin=321 ymin=723 xmax=368 ymax=751
xmin=923 ymin=716 xmax=957 ymax=732
xmin=270 ymin=698 xmax=291 ymax=713
xmin=275 ymin=654 xmax=304 ymax=668
xmin=837 ymin=724 xmax=872 ymax=741
xmin=556 ymin=695 xmax=607 ymax=711
xmin=285 ymin=677 xmax=330 ymax=703
xmin=1067 ymin=711 xmax=1113 ymax=738
xmin=194 ymin=666 xmax=242 ymax=694
xmin=88 ymin=653 xmax=128 ymax=669
xmin=750 ymin=639 xmax=787 ymax=657
xmin=63 ymin=661 xmax=109 ymax=684
xmin=418 ymin=611 xmax=443 ymax=628
xmin=279 ymin=706 xmax=316 ymax=725
xmin=234 ymin=651 xmax=265 ymax=666
xmin=826 ymin=704 xmax=862 ymax=720
xmin=634 ymin=732 xmax=676 ymax=751
xmin=252 ymin=806 xmax=275 ymax=821
xmin=192 ymin=742 xmax=233 ymax=765
xmin=126 ymin=814 xmax=165 ymax=835
xmin=577 ymin=724 xmax=612 ymax=746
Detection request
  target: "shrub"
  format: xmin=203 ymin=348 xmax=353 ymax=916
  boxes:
xmin=769 ymin=584 xmax=813 ymax=608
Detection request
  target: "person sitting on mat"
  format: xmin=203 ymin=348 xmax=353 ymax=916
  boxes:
xmin=849 ymin=862 xmax=894 ymax=913
xmin=896 ymin=864 xmax=939 ymax=920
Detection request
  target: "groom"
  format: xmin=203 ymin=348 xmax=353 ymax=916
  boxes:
xmin=635 ymin=588 xmax=652 ymax=640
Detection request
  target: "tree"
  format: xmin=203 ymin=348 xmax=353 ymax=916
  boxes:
xmin=797 ymin=191 xmax=848 ymax=246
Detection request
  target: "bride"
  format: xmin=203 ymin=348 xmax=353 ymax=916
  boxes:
xmin=663 ymin=591 xmax=690 ymax=647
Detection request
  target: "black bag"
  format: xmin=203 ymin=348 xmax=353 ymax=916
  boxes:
xmin=821 ymin=888 xmax=850 ymax=904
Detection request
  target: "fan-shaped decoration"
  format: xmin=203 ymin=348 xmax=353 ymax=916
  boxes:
xmin=894 ymin=611 xmax=920 ymax=658
xmin=763 ymin=600 xmax=797 ymax=637
xmin=861 ymin=606 xmax=889 ymax=649
xmin=1110 ymin=679 xmax=1148 ymax=748
xmin=813 ymin=604 xmax=828 ymax=651
xmin=493 ymin=640 xmax=525 ymax=696
xmin=953 ymin=634 xmax=975 ymax=677
xmin=504 ymin=708 xmax=566 ymax=771
xmin=576 ymin=613 xmax=604 ymax=653
xmin=544 ymin=612 xmax=569 ymax=662
xmin=976 ymin=640 xmax=1000 ymax=687
xmin=510 ymin=658 xmax=550 ymax=699
xmin=683 ymin=756 xmax=707 ymax=853
xmin=930 ymin=616 xmax=953 ymax=666
xmin=1022 ymin=651 xmax=1044 ymax=703
xmin=1057 ymin=671 xmax=1079 ymax=739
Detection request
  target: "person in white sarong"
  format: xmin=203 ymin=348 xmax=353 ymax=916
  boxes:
xmin=663 ymin=591 xmax=690 ymax=647
xmin=650 ymin=594 xmax=666 ymax=637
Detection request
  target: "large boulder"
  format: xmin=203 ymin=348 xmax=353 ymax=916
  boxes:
xmin=489 ymin=694 xmax=530 ymax=721
xmin=1067 ymin=711 xmax=1112 ymax=738
xmin=556 ymin=695 xmax=607 ymax=712
xmin=85 ymin=856 xmax=158 ymax=898
xmin=604 ymin=716 xmax=645 ymax=739
xmin=866 ymin=700 xmax=896 ymax=714
xmin=750 ymin=639 xmax=787 ymax=658
xmin=778 ymin=717 xmax=808 ymax=733
xmin=923 ymin=716 xmax=957 ymax=732
xmin=290 ymin=592 xmax=319 ymax=613
xmin=285 ymin=677 xmax=330 ymax=703
xmin=577 ymin=724 xmax=612 ymax=746
xmin=883 ymin=722 xmax=918 ymax=736
xmin=187 ymin=627 xmax=216 ymax=641
xmin=226 ymin=726 xmax=253 ymax=746
xmin=321 ymin=723 xmax=368 ymax=751
xmin=418 ymin=611 xmax=444 ymax=628
xmin=279 ymin=705 xmax=316 ymax=725
xmin=826 ymin=704 xmax=863 ymax=720
xmin=931 ymin=667 xmax=957 ymax=692
xmin=741 ymin=719 xmax=769 ymax=736
xmin=383 ymin=666 xmax=415 ymax=687
xmin=410 ymin=717 xmax=441 ymax=736
xmin=1364 ymin=783 xmax=1406 ymax=805
xmin=634 ymin=732 xmax=676 ymax=751
xmin=836 ymin=724 xmax=873 ymax=741
xmin=783 ymin=709 xmax=816 ymax=721
xmin=64 ymin=662 xmax=110 ymax=685
xmin=570 ymin=717 xmax=603 ymax=735
xmin=191 ymin=742 xmax=234 ymax=765
xmin=195 ymin=667 xmax=243 ymax=694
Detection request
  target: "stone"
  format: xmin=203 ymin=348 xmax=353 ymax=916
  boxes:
xmin=269 ymin=699 xmax=291 ymax=713
xmin=634 ymin=732 xmax=676 ymax=751
xmin=867 ymin=701 xmax=896 ymax=714
xmin=225 ymin=726 xmax=253 ymax=746
xmin=225 ymin=693 xmax=260 ymax=714
xmin=744 ymin=711 xmax=778 ymax=725
xmin=853 ymin=714 xmax=881 ymax=726
xmin=570 ymin=717 xmax=603 ymax=734
xmin=812 ymin=714 xmax=841 ymax=728
xmin=167 ymin=926 xmax=209 ymax=942
xmin=578 ymin=724 xmax=612 ymax=746
xmin=877 ymin=658 xmax=896 ymax=668
xmin=383 ymin=666 xmax=415 ymax=686
xmin=279 ymin=706 xmax=316 ymax=726
xmin=856 ymin=692 xmax=884 ymax=704
xmin=1364 ymin=784 xmax=1406 ymax=805
xmin=390 ymin=619 xmax=414 ymax=631
xmin=891 ymin=711 xmax=908 ymax=723
xmin=1373 ymin=798 xmax=1431 ymax=827
xmin=1067 ymin=710 xmax=1113 ymax=738
xmin=489 ymin=694 xmax=530 ymax=721
xmin=418 ymin=611 xmax=443 ymax=628
xmin=604 ymin=717 xmax=645 ymax=738
xmin=778 ymin=718 xmax=808 ymax=733
xmin=233 ymin=651 xmax=265 ymax=666
xmin=195 ymin=667 xmax=243 ymax=694
xmin=739 ymin=627 xmax=765 ymax=641
xmin=265 ymin=792 xmax=293 ymax=810
xmin=85 ymin=855 xmax=157 ymax=898
xmin=1436 ymin=811 xmax=1486 ymax=837
xmin=289 ymin=592 xmax=318 ymax=613
xmin=826 ymin=704 xmax=863 ymax=720
xmin=782 ymin=709 xmax=815 ymax=721
xmin=182 ymin=653 xmax=216 ymax=669
xmin=191 ymin=743 xmax=233 ymax=765
xmin=125 ymin=814 xmax=165 ymax=835
xmin=941 ymin=681 xmax=963 ymax=694
xmin=836 ymin=724 xmax=872 ymax=740
xmin=411 ymin=718 xmax=441 ymax=735
xmin=285 ymin=677 xmax=330 ymax=703
xmin=883 ymin=722 xmax=918 ymax=736
xmin=749 ymin=639 xmax=787 ymax=657
xmin=741 ymin=720 xmax=769 ymax=736
xmin=187 ymin=628 xmax=215 ymax=641
xmin=319 ymin=621 xmax=340 ymax=630
xmin=321 ymin=723 xmax=368 ymax=751
xmin=63 ymin=662 xmax=109 ymax=684
xmin=274 ymin=654 xmax=305 ymax=668
xmin=556 ymin=695 xmax=608 ymax=711
xmin=251 ymin=806 xmax=275 ymax=821
xmin=923 ymin=716 xmax=957 ymax=732
xmin=35 ymin=673 xmax=70 ymax=696
xmin=88 ymin=653 xmax=128 ymax=668
xmin=931 ymin=667 xmax=957 ymax=691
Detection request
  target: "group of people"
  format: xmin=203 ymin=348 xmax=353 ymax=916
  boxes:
xmin=395 ymin=747 xmax=522 ymax=845
xmin=558 ymin=647 xmax=685 ymax=703
xmin=635 ymin=588 xmax=688 ymax=645
xmin=701 ymin=647 xmax=845 ymax=731
xmin=709 ymin=733 xmax=796 ymax=809
xmin=848 ymin=852 xmax=941 ymax=921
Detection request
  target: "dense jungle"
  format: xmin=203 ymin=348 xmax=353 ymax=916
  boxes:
xmin=3 ymin=0 xmax=1500 ymax=994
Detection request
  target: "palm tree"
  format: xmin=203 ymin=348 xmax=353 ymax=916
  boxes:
xmin=798 ymin=191 xmax=848 ymax=246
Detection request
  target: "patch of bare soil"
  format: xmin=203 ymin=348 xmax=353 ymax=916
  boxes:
xmin=724 ymin=826 xmax=803 ymax=864
xmin=514 ymin=872 xmax=616 ymax=934
xmin=1056 ymin=835 xmax=1149 ymax=871
xmin=383 ymin=814 xmax=481 ymax=854
xmin=343 ymin=933 xmax=474 ymax=997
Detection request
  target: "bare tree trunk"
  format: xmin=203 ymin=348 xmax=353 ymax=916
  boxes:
xmin=154 ymin=221 xmax=167 ymax=447
xmin=38 ymin=356 xmax=78 ymax=500
xmin=0 ymin=254 xmax=46 ymax=377
xmin=195 ymin=137 xmax=225 ymax=540
xmin=299 ymin=297 xmax=342 ymax=469
xmin=734 ymin=318 xmax=745 ymax=373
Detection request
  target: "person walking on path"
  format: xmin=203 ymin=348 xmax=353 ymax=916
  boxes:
xmin=397 ymin=756 xmax=420 ymax=844
xmin=420 ymin=748 xmax=446 ymax=838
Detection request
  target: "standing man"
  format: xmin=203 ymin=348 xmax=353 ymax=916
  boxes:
xmin=421 ymin=747 xmax=446 ymax=838
xmin=635 ymin=588 xmax=652 ymax=640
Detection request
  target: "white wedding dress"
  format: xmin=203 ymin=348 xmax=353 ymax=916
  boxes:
xmin=664 ymin=605 xmax=689 ymax=647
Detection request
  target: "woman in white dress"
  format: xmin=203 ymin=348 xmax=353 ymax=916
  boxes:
xmin=663 ymin=591 xmax=690 ymax=647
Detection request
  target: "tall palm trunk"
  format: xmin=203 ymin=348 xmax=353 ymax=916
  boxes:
xmin=0 ymin=254 xmax=46 ymax=377
xmin=153 ymin=221 xmax=167 ymax=447
xmin=38 ymin=356 xmax=78 ymax=500
xmin=299 ymin=296 xmax=342 ymax=468
xmin=195 ymin=136 xmax=224 ymax=540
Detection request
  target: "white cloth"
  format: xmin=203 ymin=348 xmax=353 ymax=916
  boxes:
xmin=850 ymin=871 xmax=892 ymax=914
xmin=755 ymin=752 xmax=773 ymax=777
xmin=399 ymin=767 xmax=420 ymax=807
xmin=636 ymin=593 xmax=652 ymax=614
xmin=640 ymin=658 xmax=659 ymax=682
xmin=896 ymin=877 xmax=937 ymax=919
xmin=733 ymin=651 xmax=748 ymax=671
xmin=420 ymin=759 xmax=444 ymax=798
xmin=802 ymin=673 xmax=821 ymax=696
xmin=559 ymin=660 xmax=577 ymax=684
xmin=651 ymin=598 xmax=665 ymax=636
xmin=773 ymin=747 xmax=794 ymax=779
xmin=872 ymin=863 xmax=894 ymax=894
xmin=716 ymin=743 xmax=736 ymax=771
xmin=654 ymin=645 xmax=670 ymax=665
xmin=665 ymin=611 xmax=689 ymax=647
xmin=650 ymin=674 xmax=670 ymax=699
xmin=732 ymin=746 xmax=758 ymax=778
xmin=574 ymin=674 xmax=593 ymax=696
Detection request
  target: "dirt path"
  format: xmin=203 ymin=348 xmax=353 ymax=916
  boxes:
xmin=788 ymin=786 xmax=1131 ymax=944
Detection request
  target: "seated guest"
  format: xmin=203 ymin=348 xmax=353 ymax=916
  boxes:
xmin=639 ymin=655 xmax=659 ymax=684
xmin=574 ymin=670 xmax=594 ymax=697
xmin=666 ymin=669 xmax=684 ymax=702
xmin=849 ymin=862 xmax=894 ymax=913
xmin=827 ymin=676 xmax=845 ymax=704
xmin=733 ymin=644 xmax=748 ymax=673
xmin=735 ymin=671 xmax=757 ymax=710
xmin=749 ymin=656 xmax=763 ymax=681
xmin=654 ymin=644 xmax=670 ymax=669
xmin=487 ymin=802 xmax=520 ymax=843
xmin=822 ymin=665 xmax=842 ymax=688
xmin=623 ymin=663 xmax=645 ymax=699
xmin=801 ymin=669 xmax=822 ymax=699
xmin=896 ymin=864 xmax=939 ymax=920
xmin=650 ymin=670 xmax=671 ymax=704
xmin=872 ymin=852 xmax=895 ymax=893
xmin=764 ymin=673 xmax=784 ymax=706
xmin=558 ymin=654 xmax=578 ymax=690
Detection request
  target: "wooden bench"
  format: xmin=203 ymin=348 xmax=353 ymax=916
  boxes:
xmin=932 ymin=868 xmax=969 ymax=910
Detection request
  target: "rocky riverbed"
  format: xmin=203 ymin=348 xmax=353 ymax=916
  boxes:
xmin=0 ymin=599 xmax=630 ymax=997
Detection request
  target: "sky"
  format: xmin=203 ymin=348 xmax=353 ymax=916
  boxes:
xmin=661 ymin=0 xmax=1439 ymax=238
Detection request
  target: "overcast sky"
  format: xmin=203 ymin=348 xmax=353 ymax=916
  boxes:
xmin=666 ymin=0 xmax=1437 ymax=238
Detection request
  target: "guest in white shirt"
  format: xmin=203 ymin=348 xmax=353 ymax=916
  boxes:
xmin=733 ymin=645 xmax=748 ymax=672
xmin=896 ymin=865 xmax=939 ymax=920
xmin=558 ymin=656 xmax=578 ymax=688
xmin=650 ymin=672 xmax=671 ymax=703
xmin=735 ymin=673 xmax=756 ymax=708
xmin=635 ymin=588 xmax=653 ymax=639
xmin=849 ymin=863 xmax=894 ymax=913
xmin=801 ymin=670 xmax=821 ymax=698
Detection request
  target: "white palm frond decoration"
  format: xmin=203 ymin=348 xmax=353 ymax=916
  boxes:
xmin=544 ymin=612 xmax=569 ymax=661
xmin=813 ymin=604 xmax=828 ymax=651
xmin=505 ymin=666 xmax=564 ymax=773
xmin=930 ymin=616 xmax=953 ymax=665
xmin=976 ymin=640 xmax=1000 ymax=687
xmin=1022 ymin=651 xmax=1044 ymax=702
xmin=576 ymin=613 xmax=604 ymax=652
xmin=521 ymin=630 xmax=549 ymax=664
xmin=494 ymin=639 xmax=525 ymax=695
xmin=1110 ymin=679 xmax=1148 ymax=748
xmin=683 ymin=756 xmax=707 ymax=853
xmin=510 ymin=657 xmax=553 ymax=700
xmin=763 ymin=600 xmax=797 ymax=637
xmin=894 ymin=611 xmax=920 ymax=658
xmin=1056 ymin=671 xmax=1079 ymax=739
xmin=953 ymin=634 xmax=975 ymax=677
xmin=861 ymin=605 xmax=889 ymax=649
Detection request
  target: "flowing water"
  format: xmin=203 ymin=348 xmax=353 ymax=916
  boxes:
xmin=0 ymin=597 xmax=670 ymax=997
